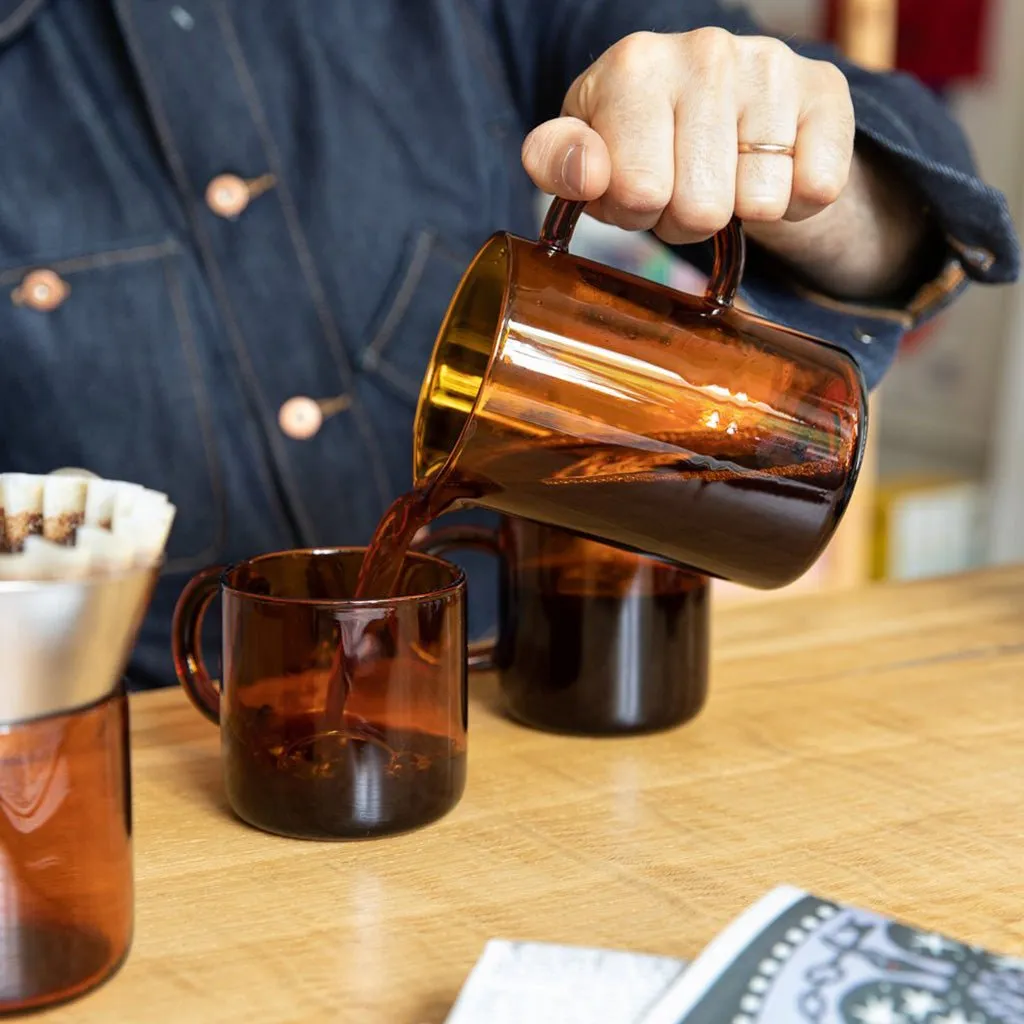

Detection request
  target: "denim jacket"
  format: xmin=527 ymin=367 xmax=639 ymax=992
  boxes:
xmin=0 ymin=0 xmax=1018 ymax=687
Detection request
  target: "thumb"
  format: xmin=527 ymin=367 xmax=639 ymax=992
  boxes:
xmin=521 ymin=117 xmax=611 ymax=202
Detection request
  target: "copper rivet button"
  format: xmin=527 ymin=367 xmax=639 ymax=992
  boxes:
xmin=206 ymin=174 xmax=251 ymax=218
xmin=13 ymin=269 xmax=70 ymax=312
xmin=278 ymin=397 xmax=324 ymax=440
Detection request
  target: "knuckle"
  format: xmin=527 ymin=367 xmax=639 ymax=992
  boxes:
xmin=614 ymin=172 xmax=673 ymax=214
xmin=688 ymin=27 xmax=737 ymax=81
xmin=797 ymin=166 xmax=847 ymax=206
xmin=672 ymin=197 xmax=733 ymax=237
xmin=608 ymin=31 xmax=660 ymax=74
xmin=736 ymin=195 xmax=788 ymax=221
xmin=687 ymin=26 xmax=735 ymax=74
xmin=753 ymin=35 xmax=795 ymax=74
xmin=743 ymin=36 xmax=797 ymax=96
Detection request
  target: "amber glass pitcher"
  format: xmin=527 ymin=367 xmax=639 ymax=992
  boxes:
xmin=413 ymin=199 xmax=868 ymax=590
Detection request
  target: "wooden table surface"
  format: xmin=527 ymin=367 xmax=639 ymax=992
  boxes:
xmin=42 ymin=567 xmax=1024 ymax=1023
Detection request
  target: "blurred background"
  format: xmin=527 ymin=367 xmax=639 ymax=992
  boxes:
xmin=564 ymin=0 xmax=1024 ymax=603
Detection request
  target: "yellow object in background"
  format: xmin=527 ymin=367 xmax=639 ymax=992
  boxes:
xmin=871 ymin=474 xmax=985 ymax=582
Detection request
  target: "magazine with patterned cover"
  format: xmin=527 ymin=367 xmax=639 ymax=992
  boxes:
xmin=641 ymin=886 xmax=1024 ymax=1024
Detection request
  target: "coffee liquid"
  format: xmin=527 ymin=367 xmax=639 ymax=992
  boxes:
xmin=224 ymin=709 xmax=466 ymax=840
xmin=321 ymin=478 xmax=474 ymax=726
xmin=496 ymin=548 xmax=709 ymax=734
xmin=0 ymin=694 xmax=132 ymax=1013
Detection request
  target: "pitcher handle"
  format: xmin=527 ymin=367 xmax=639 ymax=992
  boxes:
xmin=538 ymin=197 xmax=745 ymax=313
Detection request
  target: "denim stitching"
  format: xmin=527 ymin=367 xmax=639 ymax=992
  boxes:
xmin=854 ymin=94 xmax=1012 ymax=201
xmin=362 ymin=229 xmax=436 ymax=367
xmin=113 ymin=0 xmax=304 ymax=544
xmin=455 ymin=0 xmax=520 ymax=128
xmin=851 ymin=87 xmax=920 ymax=150
xmin=0 ymin=239 xmax=179 ymax=284
xmin=372 ymin=360 xmax=424 ymax=404
xmin=212 ymin=1 xmax=395 ymax=506
xmin=788 ymin=282 xmax=915 ymax=328
xmin=161 ymin=252 xmax=228 ymax=573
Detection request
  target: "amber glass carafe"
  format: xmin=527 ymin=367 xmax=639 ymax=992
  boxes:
xmin=413 ymin=199 xmax=868 ymax=590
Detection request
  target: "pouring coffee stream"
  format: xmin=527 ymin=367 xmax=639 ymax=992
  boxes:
xmin=321 ymin=471 xmax=478 ymax=732
xmin=320 ymin=195 xmax=867 ymax=731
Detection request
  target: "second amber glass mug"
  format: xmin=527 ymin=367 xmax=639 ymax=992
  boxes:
xmin=419 ymin=518 xmax=709 ymax=736
xmin=413 ymin=199 xmax=868 ymax=589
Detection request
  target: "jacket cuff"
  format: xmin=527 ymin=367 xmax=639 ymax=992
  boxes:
xmin=845 ymin=79 xmax=1019 ymax=288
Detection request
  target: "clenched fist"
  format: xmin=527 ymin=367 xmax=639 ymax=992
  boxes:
xmin=522 ymin=29 xmax=925 ymax=299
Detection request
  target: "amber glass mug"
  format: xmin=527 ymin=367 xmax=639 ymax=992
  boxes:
xmin=420 ymin=518 xmax=709 ymax=735
xmin=413 ymin=199 xmax=868 ymax=589
xmin=172 ymin=549 xmax=468 ymax=840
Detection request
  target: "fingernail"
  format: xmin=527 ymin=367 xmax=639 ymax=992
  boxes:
xmin=560 ymin=144 xmax=587 ymax=196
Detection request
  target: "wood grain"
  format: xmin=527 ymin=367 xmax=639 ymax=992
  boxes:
xmin=39 ymin=567 xmax=1024 ymax=1023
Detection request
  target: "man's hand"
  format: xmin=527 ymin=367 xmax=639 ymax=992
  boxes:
xmin=521 ymin=29 xmax=927 ymax=301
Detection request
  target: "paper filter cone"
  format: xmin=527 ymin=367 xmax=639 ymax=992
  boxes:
xmin=0 ymin=470 xmax=176 ymax=581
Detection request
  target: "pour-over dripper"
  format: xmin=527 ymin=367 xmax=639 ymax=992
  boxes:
xmin=0 ymin=565 xmax=158 ymax=1015
xmin=0 ymin=566 xmax=156 ymax=725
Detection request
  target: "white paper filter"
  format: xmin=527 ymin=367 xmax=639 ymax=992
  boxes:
xmin=0 ymin=470 xmax=176 ymax=579
xmin=0 ymin=473 xmax=44 ymax=552
xmin=42 ymin=474 xmax=88 ymax=544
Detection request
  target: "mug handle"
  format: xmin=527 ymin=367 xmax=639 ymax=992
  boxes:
xmin=538 ymin=197 xmax=746 ymax=313
xmin=171 ymin=566 xmax=224 ymax=724
xmin=414 ymin=526 xmax=502 ymax=672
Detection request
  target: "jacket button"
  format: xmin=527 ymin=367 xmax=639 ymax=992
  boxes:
xmin=205 ymin=173 xmax=276 ymax=219
xmin=279 ymin=397 xmax=323 ymax=439
xmin=206 ymin=174 xmax=251 ymax=218
xmin=12 ymin=268 xmax=70 ymax=312
xmin=278 ymin=395 xmax=351 ymax=439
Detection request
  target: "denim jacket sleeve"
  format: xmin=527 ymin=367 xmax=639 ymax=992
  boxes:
xmin=486 ymin=0 xmax=1021 ymax=389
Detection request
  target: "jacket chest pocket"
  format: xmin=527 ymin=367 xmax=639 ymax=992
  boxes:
xmin=0 ymin=240 xmax=224 ymax=572
xmin=356 ymin=227 xmax=479 ymax=405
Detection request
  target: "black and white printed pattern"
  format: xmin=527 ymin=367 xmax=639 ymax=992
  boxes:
xmin=641 ymin=888 xmax=1024 ymax=1024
